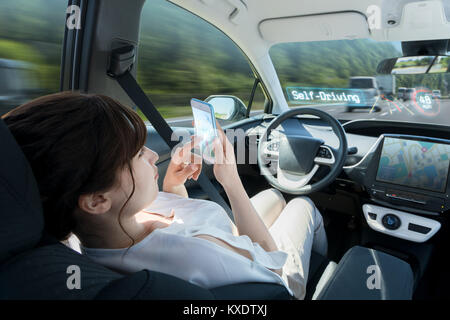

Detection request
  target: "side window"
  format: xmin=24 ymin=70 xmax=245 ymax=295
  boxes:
xmin=0 ymin=0 xmax=66 ymax=117
xmin=137 ymin=0 xmax=267 ymax=127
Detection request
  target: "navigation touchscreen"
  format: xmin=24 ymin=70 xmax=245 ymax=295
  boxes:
xmin=376 ymin=137 xmax=450 ymax=193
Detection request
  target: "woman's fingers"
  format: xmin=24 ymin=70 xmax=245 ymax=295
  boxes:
xmin=214 ymin=120 xmax=227 ymax=143
xmin=214 ymin=122 xmax=234 ymax=158
xmin=189 ymin=152 xmax=203 ymax=165
xmin=172 ymin=135 xmax=203 ymax=165
xmin=176 ymin=153 xmax=202 ymax=172
xmin=185 ymin=135 xmax=203 ymax=153
xmin=181 ymin=163 xmax=197 ymax=175
xmin=215 ymin=119 xmax=222 ymax=131
xmin=179 ymin=163 xmax=201 ymax=180
xmin=212 ymin=137 xmax=225 ymax=164
xmin=192 ymin=166 xmax=201 ymax=180
xmin=186 ymin=155 xmax=202 ymax=181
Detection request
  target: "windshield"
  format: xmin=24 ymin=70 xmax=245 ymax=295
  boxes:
xmin=270 ymin=39 xmax=450 ymax=127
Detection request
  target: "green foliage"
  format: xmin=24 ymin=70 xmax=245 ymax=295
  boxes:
xmin=0 ymin=39 xmax=42 ymax=63
xmin=136 ymin=0 xmax=256 ymax=109
xmin=396 ymin=73 xmax=450 ymax=95
xmin=270 ymin=39 xmax=450 ymax=99
xmin=0 ymin=0 xmax=65 ymax=44
xmin=1 ymin=0 xmax=448 ymax=120
xmin=0 ymin=0 xmax=65 ymax=93
xmin=270 ymin=39 xmax=401 ymax=92
xmin=0 ymin=39 xmax=60 ymax=92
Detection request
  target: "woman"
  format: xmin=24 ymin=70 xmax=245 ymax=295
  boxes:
xmin=2 ymin=92 xmax=327 ymax=299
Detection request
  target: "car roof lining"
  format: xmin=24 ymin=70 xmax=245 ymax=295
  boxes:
xmin=170 ymin=0 xmax=450 ymax=44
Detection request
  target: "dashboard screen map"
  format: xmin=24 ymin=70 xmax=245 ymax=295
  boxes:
xmin=376 ymin=137 xmax=450 ymax=192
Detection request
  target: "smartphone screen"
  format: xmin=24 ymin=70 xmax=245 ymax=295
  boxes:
xmin=191 ymin=98 xmax=217 ymax=163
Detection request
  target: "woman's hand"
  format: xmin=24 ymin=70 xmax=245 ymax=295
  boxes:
xmin=163 ymin=136 xmax=203 ymax=198
xmin=211 ymin=121 xmax=240 ymax=189
xmin=210 ymin=122 xmax=280 ymax=257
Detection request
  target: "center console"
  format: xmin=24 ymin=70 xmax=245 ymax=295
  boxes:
xmin=314 ymin=246 xmax=414 ymax=300
xmin=344 ymin=134 xmax=449 ymax=242
xmin=362 ymin=204 xmax=441 ymax=243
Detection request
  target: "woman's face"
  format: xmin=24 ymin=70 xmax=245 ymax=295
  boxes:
xmin=116 ymin=146 xmax=160 ymax=216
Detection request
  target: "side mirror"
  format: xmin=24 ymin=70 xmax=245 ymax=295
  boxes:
xmin=204 ymin=95 xmax=247 ymax=122
xmin=377 ymin=55 xmax=450 ymax=75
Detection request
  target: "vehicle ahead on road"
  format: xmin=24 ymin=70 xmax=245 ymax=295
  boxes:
xmin=346 ymin=76 xmax=380 ymax=112
xmin=375 ymin=74 xmax=396 ymax=98
xmin=404 ymin=88 xmax=417 ymax=101
xmin=432 ymin=89 xmax=442 ymax=99
xmin=1 ymin=0 xmax=450 ymax=302
xmin=398 ymin=87 xmax=407 ymax=101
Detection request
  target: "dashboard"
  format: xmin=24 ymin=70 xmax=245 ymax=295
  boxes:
xmin=245 ymin=116 xmax=450 ymax=216
xmin=344 ymin=134 xmax=450 ymax=216
xmin=243 ymin=116 xmax=450 ymax=243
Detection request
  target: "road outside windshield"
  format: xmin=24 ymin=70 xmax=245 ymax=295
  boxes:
xmin=270 ymin=39 xmax=450 ymax=127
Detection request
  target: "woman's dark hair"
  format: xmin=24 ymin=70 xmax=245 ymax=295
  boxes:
xmin=2 ymin=92 xmax=147 ymax=240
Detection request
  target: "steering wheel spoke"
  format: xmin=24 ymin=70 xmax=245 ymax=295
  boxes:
xmin=277 ymin=163 xmax=319 ymax=189
xmin=314 ymin=145 xmax=336 ymax=166
xmin=261 ymin=138 xmax=280 ymax=160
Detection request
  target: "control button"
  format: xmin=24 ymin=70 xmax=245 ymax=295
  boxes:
xmin=368 ymin=212 xmax=377 ymax=220
xmin=408 ymin=223 xmax=431 ymax=234
xmin=382 ymin=214 xmax=401 ymax=230
xmin=268 ymin=142 xmax=279 ymax=151
xmin=370 ymin=189 xmax=385 ymax=199
xmin=317 ymin=147 xmax=332 ymax=159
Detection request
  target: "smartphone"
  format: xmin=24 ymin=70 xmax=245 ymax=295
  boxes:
xmin=191 ymin=98 xmax=217 ymax=164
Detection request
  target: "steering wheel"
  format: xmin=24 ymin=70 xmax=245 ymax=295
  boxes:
xmin=257 ymin=108 xmax=348 ymax=195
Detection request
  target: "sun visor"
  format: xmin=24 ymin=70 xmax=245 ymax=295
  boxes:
xmin=259 ymin=12 xmax=370 ymax=44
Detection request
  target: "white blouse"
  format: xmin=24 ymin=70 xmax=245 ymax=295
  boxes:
xmin=81 ymin=191 xmax=293 ymax=296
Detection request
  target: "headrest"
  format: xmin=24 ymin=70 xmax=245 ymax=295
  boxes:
xmin=0 ymin=119 xmax=44 ymax=263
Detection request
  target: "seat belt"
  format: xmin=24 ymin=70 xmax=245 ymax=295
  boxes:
xmin=107 ymin=45 xmax=234 ymax=220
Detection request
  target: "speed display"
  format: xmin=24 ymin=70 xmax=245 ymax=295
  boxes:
xmin=376 ymin=137 xmax=450 ymax=193
xmin=412 ymin=88 xmax=441 ymax=117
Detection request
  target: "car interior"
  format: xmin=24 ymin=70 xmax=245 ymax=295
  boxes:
xmin=1 ymin=0 xmax=450 ymax=300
